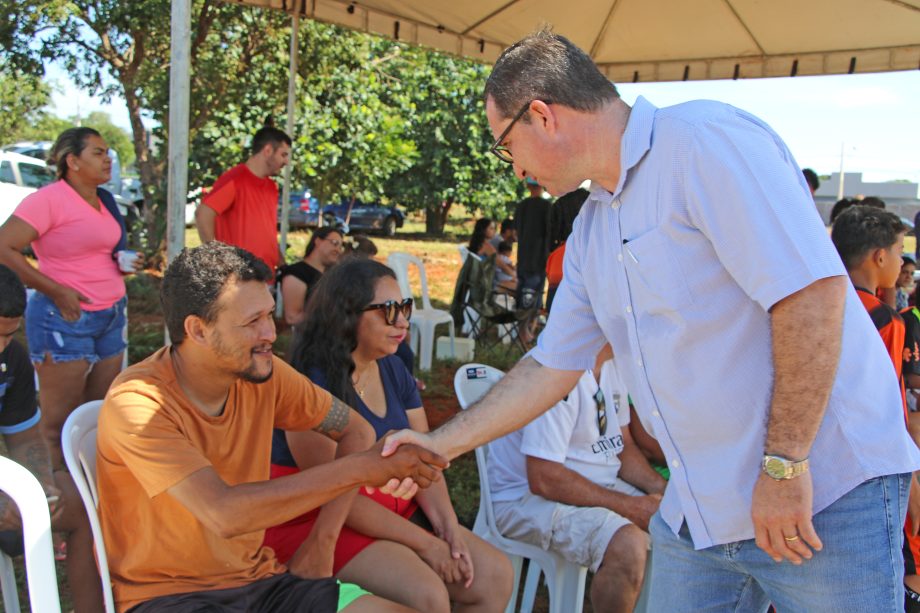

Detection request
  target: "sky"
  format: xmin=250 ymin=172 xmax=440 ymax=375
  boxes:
xmin=45 ymin=62 xmax=920 ymax=184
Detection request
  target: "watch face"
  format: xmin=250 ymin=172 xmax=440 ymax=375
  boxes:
xmin=765 ymin=457 xmax=787 ymax=479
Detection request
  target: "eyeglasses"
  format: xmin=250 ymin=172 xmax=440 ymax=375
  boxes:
xmin=593 ymin=388 xmax=607 ymax=436
xmin=322 ymin=237 xmax=344 ymax=249
xmin=362 ymin=298 xmax=413 ymax=325
xmin=489 ymin=99 xmax=551 ymax=164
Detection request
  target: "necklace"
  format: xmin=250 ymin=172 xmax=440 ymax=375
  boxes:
xmin=352 ymin=364 xmax=372 ymax=398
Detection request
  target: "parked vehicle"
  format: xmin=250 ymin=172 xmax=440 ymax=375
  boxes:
xmin=323 ymin=199 xmax=404 ymax=236
xmin=278 ymin=189 xmax=348 ymax=232
xmin=0 ymin=151 xmax=55 ymax=224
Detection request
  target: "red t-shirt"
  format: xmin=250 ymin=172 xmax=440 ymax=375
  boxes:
xmin=202 ymin=164 xmax=279 ymax=273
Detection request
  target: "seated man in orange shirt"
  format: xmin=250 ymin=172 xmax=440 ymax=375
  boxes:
xmin=196 ymin=126 xmax=291 ymax=275
xmin=96 ymin=242 xmax=446 ymax=613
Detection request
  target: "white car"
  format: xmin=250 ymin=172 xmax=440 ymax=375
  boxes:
xmin=0 ymin=152 xmax=55 ymax=224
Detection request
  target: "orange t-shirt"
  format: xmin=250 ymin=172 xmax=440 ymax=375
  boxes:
xmin=202 ymin=164 xmax=280 ymax=273
xmin=96 ymin=347 xmax=332 ymax=612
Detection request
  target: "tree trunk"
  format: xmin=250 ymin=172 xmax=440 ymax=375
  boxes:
xmin=124 ymin=86 xmax=164 ymax=265
xmin=424 ymin=198 xmax=453 ymax=235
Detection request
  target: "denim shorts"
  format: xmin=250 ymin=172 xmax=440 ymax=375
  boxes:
xmin=25 ymin=291 xmax=127 ymax=364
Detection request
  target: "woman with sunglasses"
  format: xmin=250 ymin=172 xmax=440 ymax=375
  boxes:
xmin=264 ymin=259 xmax=512 ymax=613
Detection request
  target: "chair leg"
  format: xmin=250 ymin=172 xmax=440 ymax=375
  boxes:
xmin=521 ymin=559 xmax=542 ymax=613
xmin=418 ymin=321 xmax=435 ymax=371
xmin=505 ymin=554 xmax=524 ymax=613
xmin=0 ymin=552 xmax=20 ymax=613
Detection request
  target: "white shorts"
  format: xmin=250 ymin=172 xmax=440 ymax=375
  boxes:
xmin=493 ymin=478 xmax=644 ymax=572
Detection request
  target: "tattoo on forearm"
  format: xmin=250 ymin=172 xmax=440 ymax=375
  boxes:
xmin=315 ymin=397 xmax=351 ymax=437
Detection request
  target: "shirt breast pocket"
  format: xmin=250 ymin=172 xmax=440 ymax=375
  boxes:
xmin=622 ymin=228 xmax=693 ymax=314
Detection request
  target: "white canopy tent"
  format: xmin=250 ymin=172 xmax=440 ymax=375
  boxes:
xmin=166 ymin=0 xmax=920 ymax=261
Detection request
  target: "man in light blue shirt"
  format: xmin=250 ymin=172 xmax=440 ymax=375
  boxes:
xmin=384 ymin=29 xmax=920 ymax=612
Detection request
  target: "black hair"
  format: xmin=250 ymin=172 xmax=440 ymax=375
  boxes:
xmin=859 ymin=196 xmax=886 ymax=209
xmin=161 ymin=242 xmax=272 ymax=344
xmin=500 ymin=218 xmax=515 ymax=234
xmin=497 ymin=240 xmax=513 ymax=254
xmin=903 ymin=255 xmax=916 ymax=268
xmin=0 ymin=265 xmax=26 ymax=318
xmin=304 ymin=226 xmax=344 ymax=258
xmin=484 ymin=27 xmax=619 ymax=120
xmin=802 ymin=168 xmax=819 ymax=192
xmin=829 ymin=198 xmax=855 ymax=224
xmin=468 ymin=218 xmax=494 ymax=254
xmin=831 ymin=205 xmax=906 ymax=271
xmin=48 ymin=127 xmax=103 ymax=180
xmin=290 ymin=259 xmax=397 ymax=408
xmin=251 ymin=126 xmax=292 ymax=156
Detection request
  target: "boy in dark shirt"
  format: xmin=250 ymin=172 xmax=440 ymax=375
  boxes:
xmin=0 ymin=265 xmax=103 ymax=611
xmin=831 ymin=205 xmax=920 ymax=611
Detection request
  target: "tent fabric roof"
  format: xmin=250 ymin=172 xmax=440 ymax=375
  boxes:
xmin=229 ymin=0 xmax=920 ymax=82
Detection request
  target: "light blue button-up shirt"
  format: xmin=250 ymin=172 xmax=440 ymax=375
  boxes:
xmin=532 ymin=96 xmax=920 ymax=549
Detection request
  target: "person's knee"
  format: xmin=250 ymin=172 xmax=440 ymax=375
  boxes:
xmin=598 ymin=524 xmax=648 ymax=588
xmin=470 ymin=546 xmax=514 ymax=603
xmin=410 ymin=578 xmax=450 ymax=613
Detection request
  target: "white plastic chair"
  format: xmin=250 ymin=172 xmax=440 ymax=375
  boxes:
xmin=0 ymin=456 xmax=62 ymax=613
xmin=387 ymin=252 xmax=455 ymax=371
xmin=0 ymin=550 xmax=19 ymax=612
xmin=454 ymin=364 xmax=587 ymax=613
xmin=62 ymin=400 xmax=116 ymax=613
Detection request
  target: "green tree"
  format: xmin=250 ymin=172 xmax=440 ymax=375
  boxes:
xmin=382 ymin=48 xmax=522 ymax=233
xmin=0 ymin=70 xmax=51 ymax=144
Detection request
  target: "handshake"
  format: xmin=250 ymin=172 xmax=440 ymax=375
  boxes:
xmin=361 ymin=430 xmax=447 ymax=499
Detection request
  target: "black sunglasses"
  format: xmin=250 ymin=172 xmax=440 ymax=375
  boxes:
xmin=362 ymin=298 xmax=413 ymax=325
xmin=594 ymin=388 xmax=607 ymax=436
xmin=489 ymin=99 xmax=552 ymax=164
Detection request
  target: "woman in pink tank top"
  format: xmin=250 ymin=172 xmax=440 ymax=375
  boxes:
xmin=0 ymin=127 xmax=142 ymax=468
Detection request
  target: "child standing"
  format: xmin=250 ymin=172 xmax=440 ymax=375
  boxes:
xmin=832 ymin=205 xmax=920 ymax=612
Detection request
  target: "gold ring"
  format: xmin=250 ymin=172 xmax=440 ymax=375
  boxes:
xmin=783 ymin=535 xmax=799 ymax=542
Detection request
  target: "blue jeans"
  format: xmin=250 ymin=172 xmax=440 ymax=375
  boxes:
xmin=647 ymin=473 xmax=909 ymax=612
xmin=25 ymin=291 xmax=127 ymax=364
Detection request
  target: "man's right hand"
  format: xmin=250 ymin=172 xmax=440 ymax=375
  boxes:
xmin=620 ymin=493 xmax=661 ymax=531
xmin=364 ymin=439 xmax=447 ymax=493
xmin=381 ymin=428 xmax=439 ymax=458
xmin=51 ymin=285 xmax=90 ymax=321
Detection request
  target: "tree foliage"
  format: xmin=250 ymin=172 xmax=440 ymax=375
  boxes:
xmin=0 ymin=70 xmax=51 ymax=144
xmin=1 ymin=0 xmax=524 ymax=241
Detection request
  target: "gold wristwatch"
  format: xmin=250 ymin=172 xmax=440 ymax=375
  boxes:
xmin=762 ymin=455 xmax=809 ymax=480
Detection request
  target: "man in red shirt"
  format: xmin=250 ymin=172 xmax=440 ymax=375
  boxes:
xmin=196 ymin=127 xmax=291 ymax=275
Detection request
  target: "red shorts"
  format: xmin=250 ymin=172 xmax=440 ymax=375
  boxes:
xmin=262 ymin=464 xmax=419 ymax=574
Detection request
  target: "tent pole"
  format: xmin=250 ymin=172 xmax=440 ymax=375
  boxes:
xmin=279 ymin=7 xmax=300 ymax=266
xmin=166 ymin=0 xmax=191 ymax=266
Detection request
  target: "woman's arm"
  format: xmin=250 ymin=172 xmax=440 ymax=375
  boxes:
xmin=0 ymin=216 xmax=87 ymax=320
xmin=406 ymin=408 xmax=475 ymax=586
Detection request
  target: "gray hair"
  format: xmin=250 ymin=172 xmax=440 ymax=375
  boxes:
xmin=484 ymin=28 xmax=619 ymax=120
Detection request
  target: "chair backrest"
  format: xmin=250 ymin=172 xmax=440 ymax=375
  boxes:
xmin=453 ymin=364 xmax=506 ymax=537
xmin=62 ymin=400 xmax=116 ymax=613
xmin=0 ymin=456 xmax=61 ymax=613
xmin=457 ymin=244 xmax=470 ymax=264
xmin=387 ymin=252 xmax=434 ymax=310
